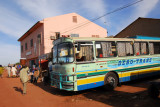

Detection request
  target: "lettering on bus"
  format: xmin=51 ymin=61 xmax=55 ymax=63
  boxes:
xmin=118 ymin=58 xmax=152 ymax=66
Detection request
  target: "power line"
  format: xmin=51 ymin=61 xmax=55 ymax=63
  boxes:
xmin=61 ymin=0 xmax=144 ymax=34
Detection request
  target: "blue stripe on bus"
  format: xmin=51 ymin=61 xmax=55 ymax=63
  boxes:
xmin=97 ymin=68 xmax=108 ymax=70
xmin=78 ymin=81 xmax=104 ymax=91
xmin=119 ymin=71 xmax=160 ymax=82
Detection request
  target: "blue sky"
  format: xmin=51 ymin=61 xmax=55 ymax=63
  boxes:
xmin=0 ymin=0 xmax=159 ymax=66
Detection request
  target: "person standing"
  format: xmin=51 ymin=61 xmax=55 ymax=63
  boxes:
xmin=16 ymin=64 xmax=22 ymax=77
xmin=33 ymin=67 xmax=39 ymax=83
xmin=20 ymin=65 xmax=29 ymax=95
xmin=48 ymin=60 xmax=52 ymax=72
xmin=30 ymin=67 xmax=35 ymax=83
xmin=6 ymin=65 xmax=11 ymax=78
xmin=11 ymin=65 xmax=17 ymax=77
xmin=0 ymin=65 xmax=4 ymax=78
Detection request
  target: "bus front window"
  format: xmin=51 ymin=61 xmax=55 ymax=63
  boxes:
xmin=53 ymin=43 xmax=74 ymax=64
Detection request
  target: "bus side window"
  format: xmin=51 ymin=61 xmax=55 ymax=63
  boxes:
xmin=95 ymin=41 xmax=117 ymax=58
xmin=149 ymin=42 xmax=154 ymax=55
xmin=140 ymin=42 xmax=149 ymax=55
xmin=75 ymin=42 xmax=94 ymax=62
xmin=149 ymin=42 xmax=160 ymax=54
xmin=134 ymin=42 xmax=149 ymax=55
xmin=95 ymin=42 xmax=103 ymax=58
xmin=117 ymin=41 xmax=134 ymax=57
xmin=134 ymin=42 xmax=140 ymax=55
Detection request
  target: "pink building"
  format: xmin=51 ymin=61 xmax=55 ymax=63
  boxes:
xmin=18 ymin=13 xmax=107 ymax=66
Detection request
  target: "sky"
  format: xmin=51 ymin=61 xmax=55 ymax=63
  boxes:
xmin=0 ymin=0 xmax=160 ymax=66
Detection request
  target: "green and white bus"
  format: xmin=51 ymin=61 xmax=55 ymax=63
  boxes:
xmin=50 ymin=37 xmax=160 ymax=91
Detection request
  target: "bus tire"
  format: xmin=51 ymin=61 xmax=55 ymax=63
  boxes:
xmin=104 ymin=72 xmax=118 ymax=91
xmin=148 ymin=84 xmax=159 ymax=99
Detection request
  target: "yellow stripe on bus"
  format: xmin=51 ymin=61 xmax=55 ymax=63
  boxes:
xmin=118 ymin=67 xmax=160 ymax=78
xmin=77 ymin=76 xmax=105 ymax=85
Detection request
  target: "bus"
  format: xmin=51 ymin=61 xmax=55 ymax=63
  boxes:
xmin=50 ymin=37 xmax=160 ymax=91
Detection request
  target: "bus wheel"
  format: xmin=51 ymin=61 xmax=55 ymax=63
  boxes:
xmin=148 ymin=84 xmax=159 ymax=99
xmin=104 ymin=72 xmax=118 ymax=91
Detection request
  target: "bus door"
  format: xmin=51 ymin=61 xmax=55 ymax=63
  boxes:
xmin=75 ymin=42 xmax=96 ymax=90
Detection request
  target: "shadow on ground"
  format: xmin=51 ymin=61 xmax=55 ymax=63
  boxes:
xmin=32 ymin=76 xmax=160 ymax=107
xmin=13 ymin=87 xmax=23 ymax=94
xmin=84 ymin=87 xmax=160 ymax=107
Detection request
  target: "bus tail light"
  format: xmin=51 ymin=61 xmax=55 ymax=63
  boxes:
xmin=73 ymin=67 xmax=74 ymax=72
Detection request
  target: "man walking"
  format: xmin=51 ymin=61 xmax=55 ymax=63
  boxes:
xmin=20 ymin=65 xmax=29 ymax=95
xmin=6 ymin=65 xmax=11 ymax=78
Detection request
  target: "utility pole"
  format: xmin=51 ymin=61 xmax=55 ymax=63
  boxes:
xmin=104 ymin=21 xmax=108 ymax=36
xmin=38 ymin=34 xmax=41 ymax=71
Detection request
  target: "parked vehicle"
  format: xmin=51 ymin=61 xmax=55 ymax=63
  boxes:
xmin=148 ymin=80 xmax=160 ymax=98
xmin=50 ymin=37 xmax=160 ymax=91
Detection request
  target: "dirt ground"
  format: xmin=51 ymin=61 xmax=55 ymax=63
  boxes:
xmin=0 ymin=70 xmax=160 ymax=107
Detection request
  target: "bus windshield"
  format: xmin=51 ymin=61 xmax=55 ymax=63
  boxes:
xmin=53 ymin=42 xmax=74 ymax=64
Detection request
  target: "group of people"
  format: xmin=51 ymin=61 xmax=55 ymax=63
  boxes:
xmin=29 ymin=64 xmax=40 ymax=84
xmin=6 ymin=64 xmax=22 ymax=78
xmin=5 ymin=63 xmax=40 ymax=95
xmin=19 ymin=64 xmax=40 ymax=95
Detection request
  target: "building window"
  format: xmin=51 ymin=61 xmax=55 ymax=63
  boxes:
xmin=92 ymin=35 xmax=99 ymax=38
xmin=25 ymin=43 xmax=27 ymax=50
xmin=70 ymin=34 xmax=79 ymax=37
xmin=62 ymin=35 xmax=70 ymax=37
xmin=73 ymin=16 xmax=77 ymax=23
xmin=30 ymin=39 xmax=33 ymax=47
xmin=55 ymin=32 xmax=60 ymax=39
xmin=37 ymin=34 xmax=41 ymax=44
xmin=21 ymin=45 xmax=23 ymax=53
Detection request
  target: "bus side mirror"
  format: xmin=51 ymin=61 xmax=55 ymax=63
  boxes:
xmin=77 ymin=43 xmax=81 ymax=51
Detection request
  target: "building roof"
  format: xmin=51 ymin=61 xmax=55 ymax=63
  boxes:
xmin=18 ymin=21 xmax=43 ymax=41
xmin=115 ymin=17 xmax=160 ymax=38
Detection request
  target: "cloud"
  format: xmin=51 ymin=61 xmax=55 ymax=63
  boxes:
xmin=0 ymin=6 xmax=33 ymax=38
xmin=80 ymin=0 xmax=107 ymax=23
xmin=16 ymin=0 xmax=66 ymax=20
xmin=0 ymin=43 xmax=20 ymax=66
xmin=15 ymin=0 xmax=108 ymax=35
xmin=134 ymin=0 xmax=159 ymax=18
xmin=16 ymin=0 xmax=107 ymax=24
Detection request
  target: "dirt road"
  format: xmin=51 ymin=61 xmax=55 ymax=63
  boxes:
xmin=0 ymin=71 xmax=160 ymax=107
